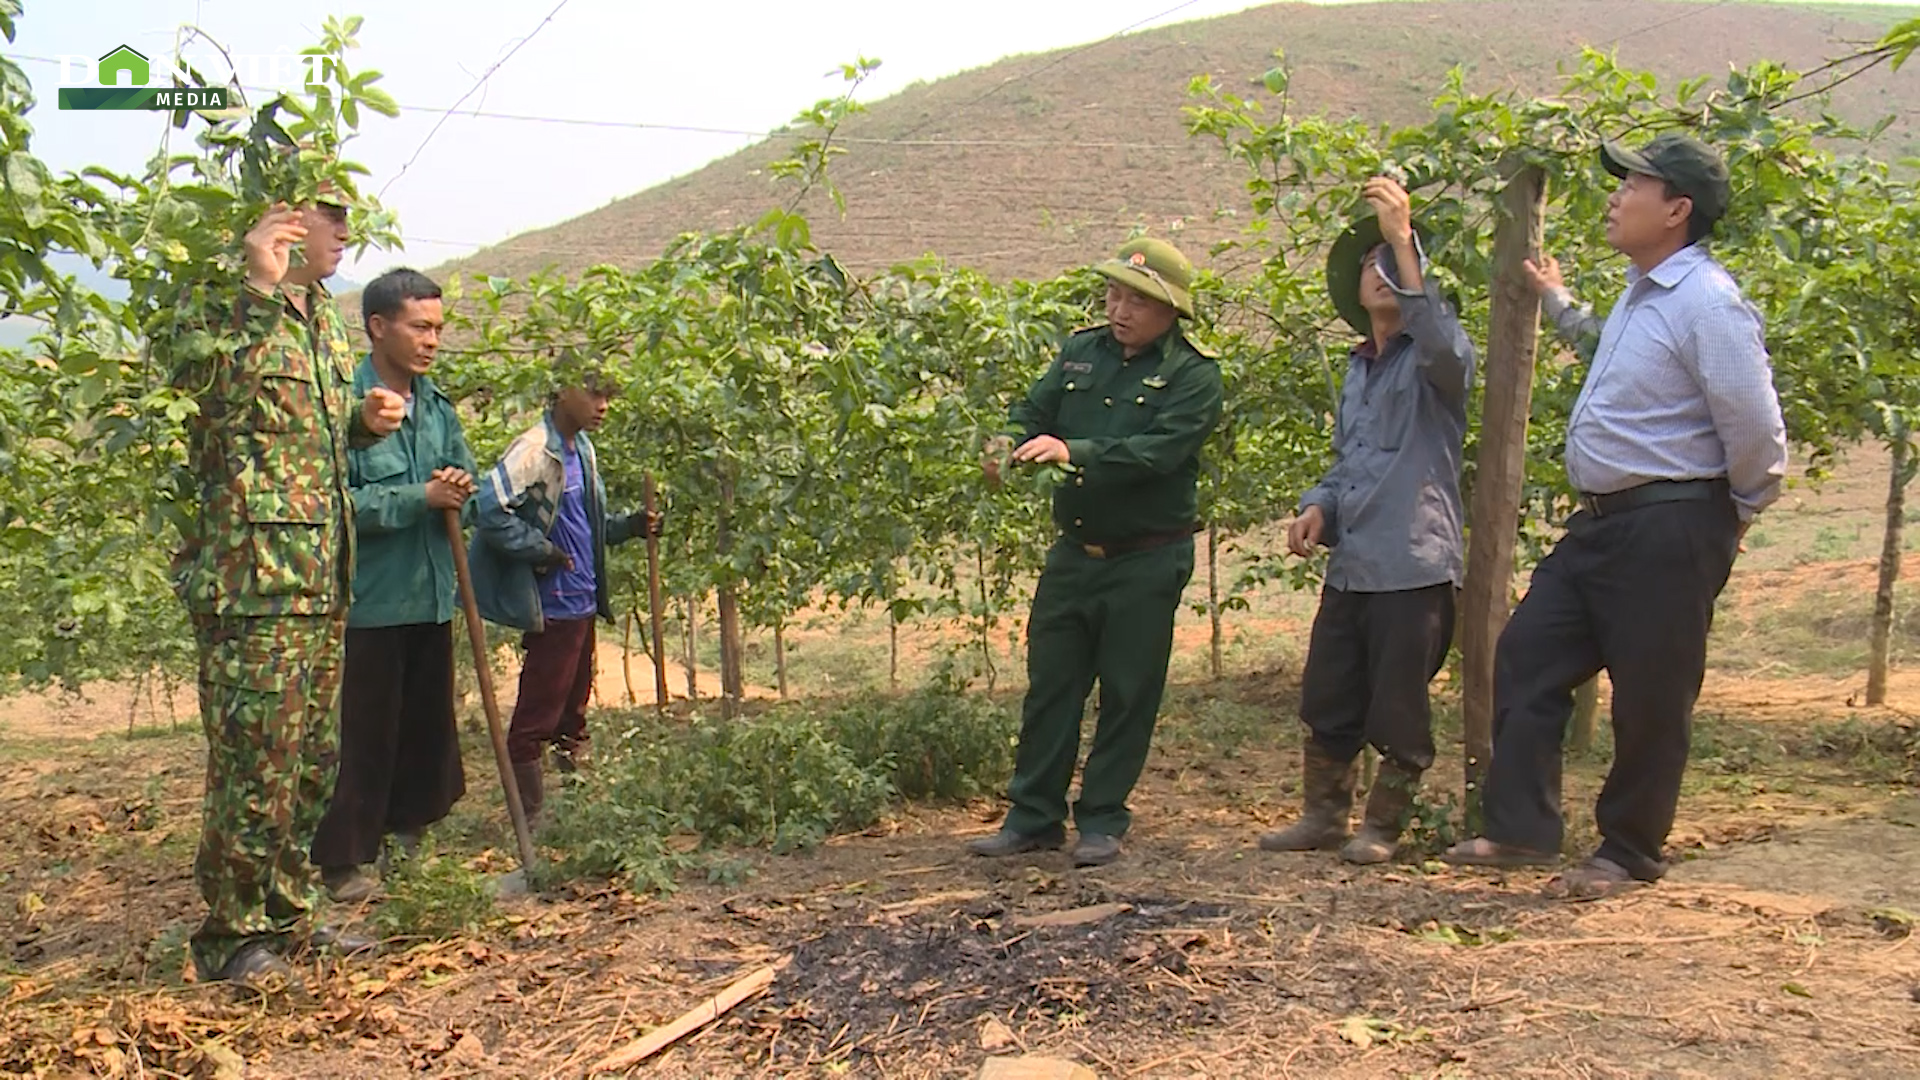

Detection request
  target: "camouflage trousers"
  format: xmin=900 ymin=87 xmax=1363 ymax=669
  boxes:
xmin=189 ymin=612 xmax=346 ymax=978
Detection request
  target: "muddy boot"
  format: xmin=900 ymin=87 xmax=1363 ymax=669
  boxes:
xmin=511 ymin=759 xmax=545 ymax=831
xmin=211 ymin=941 xmax=302 ymax=995
xmin=1259 ymin=744 xmax=1357 ymax=852
xmin=1341 ymin=761 xmax=1420 ymax=865
xmin=321 ymin=864 xmax=379 ymax=903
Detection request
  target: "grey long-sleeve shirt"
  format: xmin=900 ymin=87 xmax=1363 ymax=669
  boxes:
xmin=1544 ymin=244 xmax=1787 ymax=521
xmin=1298 ymin=251 xmax=1476 ymax=593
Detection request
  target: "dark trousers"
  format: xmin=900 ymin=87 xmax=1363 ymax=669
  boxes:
xmin=1298 ymin=583 xmax=1456 ymax=772
xmin=311 ymin=623 xmax=466 ymax=870
xmin=1482 ymin=497 xmax=1740 ymax=881
xmin=1004 ymin=538 xmax=1194 ymax=839
xmin=507 ymin=615 xmax=596 ymax=765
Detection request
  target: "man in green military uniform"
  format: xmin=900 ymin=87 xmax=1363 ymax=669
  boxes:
xmin=972 ymin=238 xmax=1224 ymax=867
xmin=173 ymin=194 xmax=406 ymax=990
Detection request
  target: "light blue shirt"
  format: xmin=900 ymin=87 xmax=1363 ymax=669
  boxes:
xmin=1545 ymin=244 xmax=1787 ymax=521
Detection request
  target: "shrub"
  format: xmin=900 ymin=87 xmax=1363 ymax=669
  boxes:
xmin=542 ymin=684 xmax=1017 ymax=892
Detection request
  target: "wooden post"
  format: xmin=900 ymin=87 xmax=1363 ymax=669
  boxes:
xmin=1868 ymin=435 xmax=1914 ymax=707
xmin=621 ymin=611 xmax=638 ymax=706
xmin=715 ymin=473 xmax=744 ymax=719
xmin=1460 ymin=161 xmax=1546 ymax=815
xmin=976 ymin=543 xmax=998 ymax=692
xmin=644 ymin=474 xmax=669 ymax=714
xmin=1208 ymin=523 xmax=1224 ymax=680
xmin=684 ymin=594 xmax=699 ymax=702
xmin=1570 ymin=676 xmax=1599 ymax=752
xmin=773 ymin=615 xmax=790 ymax=699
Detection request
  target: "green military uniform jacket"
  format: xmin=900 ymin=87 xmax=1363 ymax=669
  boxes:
xmin=345 ymin=357 xmax=479 ymax=629
xmin=173 ymin=280 xmax=379 ymax=618
xmin=1010 ymin=324 xmax=1224 ymax=543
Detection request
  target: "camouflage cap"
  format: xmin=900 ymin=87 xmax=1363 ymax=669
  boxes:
xmin=1093 ymin=238 xmax=1195 ymax=319
xmin=1600 ymin=133 xmax=1730 ymax=227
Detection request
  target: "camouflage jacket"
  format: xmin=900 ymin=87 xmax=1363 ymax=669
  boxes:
xmin=173 ymin=280 xmax=381 ymax=618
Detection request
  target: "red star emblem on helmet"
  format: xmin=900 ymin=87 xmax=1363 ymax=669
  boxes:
xmin=1128 ymin=251 xmax=1148 ymax=266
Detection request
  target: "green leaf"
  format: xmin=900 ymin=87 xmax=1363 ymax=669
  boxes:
xmin=5 ymin=150 xmax=44 ymax=205
xmin=356 ymin=85 xmax=399 ymax=118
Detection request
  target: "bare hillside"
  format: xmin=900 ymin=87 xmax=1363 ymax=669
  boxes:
xmin=425 ymin=0 xmax=1920 ymax=282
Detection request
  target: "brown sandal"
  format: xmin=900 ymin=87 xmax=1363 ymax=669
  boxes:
xmin=1441 ymin=837 xmax=1559 ymax=868
xmin=1542 ymin=857 xmax=1644 ymax=901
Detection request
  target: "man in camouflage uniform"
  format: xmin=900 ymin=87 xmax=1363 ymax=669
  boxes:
xmin=173 ymin=195 xmax=406 ymax=989
xmin=972 ymin=238 xmax=1224 ymax=868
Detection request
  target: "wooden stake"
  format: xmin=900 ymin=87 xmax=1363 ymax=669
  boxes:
xmin=621 ymin=610 xmax=638 ymax=706
xmin=1460 ymin=161 xmax=1546 ymax=816
xmin=773 ymin=615 xmax=789 ymax=699
xmin=589 ymin=958 xmax=789 ymax=1074
xmin=1011 ymin=902 xmax=1132 ymax=929
xmin=1868 ymin=435 xmax=1913 ymax=707
xmin=644 ymin=473 xmax=669 ymax=714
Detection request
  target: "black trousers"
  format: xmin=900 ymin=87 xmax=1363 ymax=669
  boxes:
xmin=1298 ymin=583 xmax=1456 ymax=772
xmin=311 ymin=622 xmax=467 ymax=869
xmin=1481 ymin=497 xmax=1740 ymax=881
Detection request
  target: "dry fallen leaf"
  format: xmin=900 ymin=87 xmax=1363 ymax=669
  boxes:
xmin=446 ymin=1032 xmax=486 ymax=1065
xmin=193 ymin=1041 xmax=245 ymax=1080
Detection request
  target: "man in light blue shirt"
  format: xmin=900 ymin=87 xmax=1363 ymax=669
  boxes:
xmin=1446 ymin=134 xmax=1788 ymax=897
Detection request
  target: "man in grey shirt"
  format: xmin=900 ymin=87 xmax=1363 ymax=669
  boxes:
xmin=1261 ymin=176 xmax=1474 ymax=864
xmin=1445 ymin=134 xmax=1788 ymax=897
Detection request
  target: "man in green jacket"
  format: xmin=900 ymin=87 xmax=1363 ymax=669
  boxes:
xmin=311 ymin=268 xmax=478 ymax=902
xmin=972 ymin=238 xmax=1224 ymax=867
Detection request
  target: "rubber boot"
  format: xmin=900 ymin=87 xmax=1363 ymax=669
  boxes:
xmin=1341 ymin=760 xmax=1421 ymax=865
xmin=1259 ymin=743 xmax=1357 ymax=852
xmin=512 ymin=759 xmax=545 ymax=830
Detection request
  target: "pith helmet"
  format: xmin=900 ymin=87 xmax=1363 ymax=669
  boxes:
xmin=1093 ymin=238 xmax=1195 ymax=319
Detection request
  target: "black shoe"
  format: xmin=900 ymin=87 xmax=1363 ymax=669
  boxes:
xmin=308 ymin=924 xmax=381 ymax=957
xmin=212 ymin=941 xmax=302 ymax=994
xmin=321 ymin=864 xmax=379 ymax=903
xmin=389 ymin=829 xmax=423 ymax=860
xmin=965 ymin=827 xmax=1065 ymax=858
xmin=1071 ymin=832 xmax=1123 ymax=867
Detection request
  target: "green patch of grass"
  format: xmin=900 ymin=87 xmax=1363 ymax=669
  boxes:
xmin=373 ymin=842 xmax=498 ymax=941
xmin=1402 ymin=782 xmax=1463 ymax=860
xmin=122 ymin=722 xmax=195 ymax=742
xmin=1158 ymin=689 xmax=1284 ymax=757
xmin=1710 ymin=579 xmax=1918 ymax=678
xmin=1691 ymin=712 xmax=1787 ymax=775
xmin=542 ymin=685 xmax=1017 ymax=893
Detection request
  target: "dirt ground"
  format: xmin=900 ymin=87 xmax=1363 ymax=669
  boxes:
xmin=5 ymin=454 xmax=1920 ymax=1078
xmin=3 ymin=662 xmax=1918 ymax=1079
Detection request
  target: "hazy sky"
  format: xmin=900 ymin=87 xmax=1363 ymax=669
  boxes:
xmin=12 ymin=0 xmax=1917 ymax=281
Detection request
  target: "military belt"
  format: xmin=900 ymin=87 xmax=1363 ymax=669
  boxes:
xmin=1078 ymin=524 xmax=1202 ymax=560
